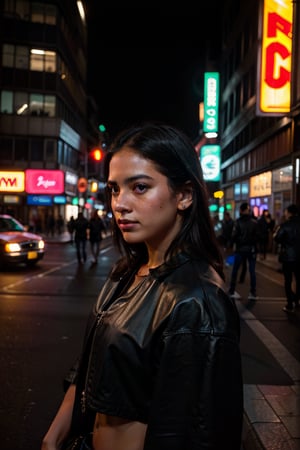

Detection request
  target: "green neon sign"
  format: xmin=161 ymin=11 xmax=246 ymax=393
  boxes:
xmin=203 ymin=72 xmax=219 ymax=133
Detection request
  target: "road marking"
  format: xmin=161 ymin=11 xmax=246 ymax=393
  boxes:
xmin=259 ymin=271 xmax=283 ymax=286
xmin=1 ymin=245 xmax=114 ymax=291
xmin=237 ymin=301 xmax=300 ymax=382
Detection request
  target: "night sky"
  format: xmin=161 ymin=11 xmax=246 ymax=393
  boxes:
xmin=86 ymin=5 xmax=223 ymax=141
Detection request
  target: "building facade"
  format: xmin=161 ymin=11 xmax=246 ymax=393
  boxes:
xmin=219 ymin=0 xmax=300 ymax=226
xmin=0 ymin=0 xmax=93 ymax=231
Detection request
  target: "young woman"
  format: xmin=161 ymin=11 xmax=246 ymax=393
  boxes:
xmin=41 ymin=123 xmax=243 ymax=450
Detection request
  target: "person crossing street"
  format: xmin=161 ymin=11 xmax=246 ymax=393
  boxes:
xmin=228 ymin=202 xmax=260 ymax=300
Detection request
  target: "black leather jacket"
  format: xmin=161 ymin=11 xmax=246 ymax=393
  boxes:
xmin=67 ymin=253 xmax=243 ymax=450
xmin=273 ymin=216 xmax=300 ymax=262
xmin=231 ymin=213 xmax=259 ymax=253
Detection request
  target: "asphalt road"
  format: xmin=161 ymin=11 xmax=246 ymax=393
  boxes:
xmin=0 ymin=238 xmax=299 ymax=450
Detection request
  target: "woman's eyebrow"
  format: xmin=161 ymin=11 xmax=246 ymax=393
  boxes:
xmin=107 ymin=174 xmax=154 ymax=184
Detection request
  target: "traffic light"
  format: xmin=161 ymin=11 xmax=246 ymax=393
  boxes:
xmin=90 ymin=148 xmax=103 ymax=161
xmin=98 ymin=124 xmax=106 ymax=133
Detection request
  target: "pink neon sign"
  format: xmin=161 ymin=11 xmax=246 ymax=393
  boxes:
xmin=25 ymin=169 xmax=64 ymax=194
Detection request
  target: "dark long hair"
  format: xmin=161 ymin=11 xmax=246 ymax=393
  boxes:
xmin=104 ymin=122 xmax=224 ymax=280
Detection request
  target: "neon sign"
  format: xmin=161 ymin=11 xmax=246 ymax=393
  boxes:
xmin=203 ymin=72 xmax=219 ymax=133
xmin=200 ymin=145 xmax=221 ymax=181
xmin=257 ymin=0 xmax=293 ymax=114
xmin=25 ymin=169 xmax=64 ymax=194
xmin=0 ymin=171 xmax=25 ymax=192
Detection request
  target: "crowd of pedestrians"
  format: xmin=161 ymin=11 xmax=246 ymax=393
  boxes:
xmin=216 ymin=203 xmax=300 ymax=313
xmin=67 ymin=210 xmax=107 ymax=265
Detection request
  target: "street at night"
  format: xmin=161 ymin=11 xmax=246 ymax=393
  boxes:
xmin=0 ymin=235 xmax=299 ymax=450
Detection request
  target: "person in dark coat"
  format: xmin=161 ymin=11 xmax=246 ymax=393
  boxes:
xmin=88 ymin=210 xmax=106 ymax=263
xmin=67 ymin=216 xmax=75 ymax=244
xmin=257 ymin=209 xmax=273 ymax=259
xmin=220 ymin=211 xmax=234 ymax=249
xmin=73 ymin=212 xmax=89 ymax=264
xmin=228 ymin=202 xmax=260 ymax=300
xmin=273 ymin=203 xmax=300 ymax=312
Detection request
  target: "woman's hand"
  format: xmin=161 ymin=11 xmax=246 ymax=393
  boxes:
xmin=41 ymin=385 xmax=76 ymax=450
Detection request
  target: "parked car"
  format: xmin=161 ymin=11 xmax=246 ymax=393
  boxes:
xmin=0 ymin=214 xmax=45 ymax=268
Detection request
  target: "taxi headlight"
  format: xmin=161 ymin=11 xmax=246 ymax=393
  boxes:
xmin=5 ymin=243 xmax=21 ymax=252
xmin=38 ymin=240 xmax=45 ymax=250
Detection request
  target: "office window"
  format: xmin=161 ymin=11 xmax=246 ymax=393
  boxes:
xmin=16 ymin=46 xmax=29 ymax=69
xmin=30 ymin=49 xmax=56 ymax=72
xmin=1 ymin=90 xmax=13 ymax=113
xmin=31 ymin=2 xmax=56 ymax=25
xmin=30 ymin=49 xmax=44 ymax=71
xmin=30 ymin=139 xmax=43 ymax=161
xmin=45 ymin=140 xmax=56 ymax=161
xmin=2 ymin=44 xmax=14 ymax=67
xmin=57 ymin=140 xmax=63 ymax=164
xmin=1 ymin=90 xmax=56 ymax=117
xmin=29 ymin=93 xmax=43 ymax=116
xmin=15 ymin=0 xmax=30 ymax=20
xmin=15 ymin=139 xmax=29 ymax=161
xmin=45 ymin=4 xmax=56 ymax=25
xmin=44 ymin=95 xmax=55 ymax=117
xmin=14 ymin=92 xmax=28 ymax=115
xmin=0 ymin=138 xmax=13 ymax=160
xmin=31 ymin=3 xmax=44 ymax=23
xmin=4 ymin=0 xmax=15 ymax=16
xmin=45 ymin=51 xmax=56 ymax=72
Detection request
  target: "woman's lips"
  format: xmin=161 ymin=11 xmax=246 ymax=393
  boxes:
xmin=117 ymin=219 xmax=137 ymax=230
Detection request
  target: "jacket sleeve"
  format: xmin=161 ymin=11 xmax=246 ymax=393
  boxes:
xmin=273 ymin=225 xmax=284 ymax=243
xmin=230 ymin=220 xmax=239 ymax=248
xmin=144 ymin=324 xmax=243 ymax=450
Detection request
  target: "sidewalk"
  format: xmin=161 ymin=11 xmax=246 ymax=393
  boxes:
xmin=242 ymin=254 xmax=300 ymax=450
xmin=42 ymin=236 xmax=300 ymax=449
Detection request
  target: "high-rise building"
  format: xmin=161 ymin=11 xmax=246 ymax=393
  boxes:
xmin=0 ymin=0 xmax=94 ymax=228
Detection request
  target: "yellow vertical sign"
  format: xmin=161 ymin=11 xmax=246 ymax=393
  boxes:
xmin=259 ymin=0 xmax=293 ymax=114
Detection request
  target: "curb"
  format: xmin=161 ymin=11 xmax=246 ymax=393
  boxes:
xmin=242 ymin=413 xmax=264 ymax=450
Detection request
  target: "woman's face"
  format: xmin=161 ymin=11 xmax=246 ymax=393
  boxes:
xmin=107 ymin=147 xmax=184 ymax=249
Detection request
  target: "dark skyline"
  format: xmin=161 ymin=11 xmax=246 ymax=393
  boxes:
xmin=86 ymin=5 xmax=223 ymax=140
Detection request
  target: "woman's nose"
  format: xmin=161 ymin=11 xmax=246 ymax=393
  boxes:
xmin=113 ymin=192 xmax=131 ymax=213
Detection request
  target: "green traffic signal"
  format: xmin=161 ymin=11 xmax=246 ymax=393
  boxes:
xmin=98 ymin=124 xmax=106 ymax=133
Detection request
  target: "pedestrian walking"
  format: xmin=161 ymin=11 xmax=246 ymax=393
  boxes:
xmin=67 ymin=216 xmax=75 ymax=244
xmin=273 ymin=203 xmax=300 ymax=312
xmin=257 ymin=209 xmax=273 ymax=259
xmin=73 ymin=212 xmax=89 ymax=264
xmin=220 ymin=211 xmax=234 ymax=250
xmin=88 ymin=210 xmax=105 ymax=264
xmin=228 ymin=202 xmax=260 ymax=300
xmin=41 ymin=123 xmax=243 ymax=450
xmin=46 ymin=213 xmax=55 ymax=237
xmin=56 ymin=214 xmax=64 ymax=235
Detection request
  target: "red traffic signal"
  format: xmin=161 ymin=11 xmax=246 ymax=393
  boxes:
xmin=90 ymin=148 xmax=103 ymax=161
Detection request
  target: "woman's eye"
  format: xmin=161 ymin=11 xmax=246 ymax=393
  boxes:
xmin=107 ymin=184 xmax=119 ymax=195
xmin=134 ymin=183 xmax=147 ymax=193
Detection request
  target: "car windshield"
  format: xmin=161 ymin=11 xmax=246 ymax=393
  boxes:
xmin=0 ymin=217 xmax=24 ymax=232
